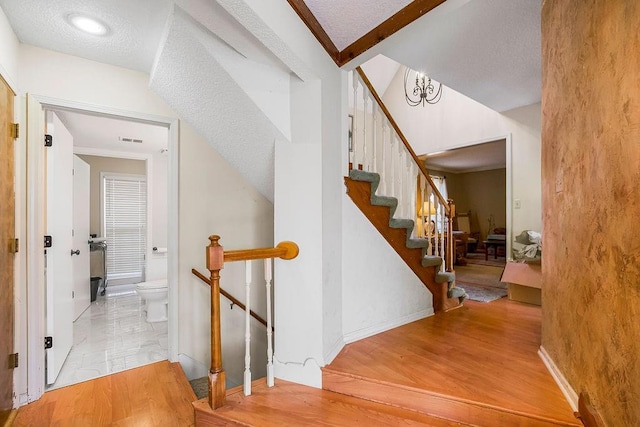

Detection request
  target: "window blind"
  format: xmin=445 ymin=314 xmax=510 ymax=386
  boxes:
xmin=103 ymin=174 xmax=147 ymax=281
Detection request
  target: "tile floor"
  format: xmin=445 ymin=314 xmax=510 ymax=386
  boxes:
xmin=47 ymin=290 xmax=168 ymax=390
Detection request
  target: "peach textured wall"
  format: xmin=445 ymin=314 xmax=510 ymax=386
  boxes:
xmin=541 ymin=1 xmax=640 ymax=425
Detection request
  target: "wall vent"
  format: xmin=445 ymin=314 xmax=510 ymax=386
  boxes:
xmin=118 ymin=137 xmax=143 ymax=143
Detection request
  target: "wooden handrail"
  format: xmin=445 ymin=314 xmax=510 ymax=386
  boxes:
xmin=191 ymin=268 xmax=269 ymax=329
xmin=204 ymin=235 xmax=299 ymax=410
xmin=355 ymin=66 xmax=450 ymax=214
xmin=223 ymin=241 xmax=299 ymax=262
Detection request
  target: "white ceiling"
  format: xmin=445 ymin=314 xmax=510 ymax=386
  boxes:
xmin=0 ymin=0 xmax=172 ymax=73
xmin=423 ymin=139 xmax=506 ymax=173
xmin=55 ymin=110 xmax=169 ymax=155
xmin=304 ymin=0 xmax=411 ymax=51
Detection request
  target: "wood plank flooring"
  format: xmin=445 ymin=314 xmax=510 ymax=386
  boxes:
xmin=324 ymin=298 xmax=580 ymax=426
xmin=13 ymin=361 xmax=196 ymax=426
xmin=194 ymin=379 xmax=465 ymax=426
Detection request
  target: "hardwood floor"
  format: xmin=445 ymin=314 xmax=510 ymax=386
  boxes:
xmin=13 ymin=361 xmax=195 ymax=426
xmin=194 ymin=380 xmax=464 ymax=426
xmin=324 ymin=298 xmax=580 ymax=426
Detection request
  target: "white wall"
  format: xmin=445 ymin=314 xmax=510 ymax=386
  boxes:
xmin=342 ymin=201 xmax=432 ymax=341
xmin=148 ymin=151 xmax=168 ymax=280
xmin=0 ymin=6 xmax=18 ymax=90
xmin=13 ymin=44 xmax=273 ymax=398
xmin=372 ymin=63 xmax=542 ymax=236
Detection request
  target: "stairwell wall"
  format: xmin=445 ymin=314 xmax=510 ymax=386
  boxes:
xmin=215 ymin=0 xmax=346 ymax=387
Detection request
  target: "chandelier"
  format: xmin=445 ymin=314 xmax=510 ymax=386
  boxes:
xmin=404 ymin=67 xmax=443 ymax=107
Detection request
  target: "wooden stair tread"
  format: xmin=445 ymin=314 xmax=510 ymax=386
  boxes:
xmin=324 ymin=299 xmax=581 ymax=426
xmin=193 ymin=379 xmax=464 ymax=426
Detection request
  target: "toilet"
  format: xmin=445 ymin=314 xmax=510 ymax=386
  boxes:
xmin=135 ymin=279 xmax=168 ymax=322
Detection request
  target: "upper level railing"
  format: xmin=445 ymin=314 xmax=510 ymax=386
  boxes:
xmin=203 ymin=235 xmax=299 ymax=410
xmin=350 ymin=67 xmax=455 ymax=271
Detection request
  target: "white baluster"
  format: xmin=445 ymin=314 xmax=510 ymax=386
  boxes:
xmin=427 ymin=187 xmax=433 ymax=254
xmin=381 ymin=122 xmax=388 ymax=195
xmin=372 ymin=104 xmax=378 ymax=173
xmin=352 ymin=75 xmax=359 ymax=170
xmin=389 ymin=135 xmax=396 ymax=199
xmin=410 ymin=163 xmax=417 ymax=238
xmin=362 ymin=93 xmax=369 ymax=171
xmin=440 ymin=202 xmax=445 ymax=271
xmin=264 ymin=259 xmax=274 ymax=387
xmin=244 ymin=261 xmax=252 ymax=396
xmin=398 ymin=141 xmax=404 ymax=218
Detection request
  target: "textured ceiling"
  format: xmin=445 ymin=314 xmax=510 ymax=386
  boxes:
xmin=304 ymin=0 xmax=411 ymax=51
xmin=55 ymin=110 xmax=168 ymax=155
xmin=424 ymin=139 xmax=506 ymax=173
xmin=0 ymin=0 xmax=172 ymax=73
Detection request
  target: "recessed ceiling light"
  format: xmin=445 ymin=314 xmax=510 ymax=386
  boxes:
xmin=67 ymin=13 xmax=110 ymax=36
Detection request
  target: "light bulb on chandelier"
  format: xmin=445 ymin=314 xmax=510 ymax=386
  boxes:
xmin=404 ymin=67 xmax=443 ymax=107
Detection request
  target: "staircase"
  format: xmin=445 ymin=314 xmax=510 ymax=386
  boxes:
xmin=345 ymin=169 xmax=465 ymax=312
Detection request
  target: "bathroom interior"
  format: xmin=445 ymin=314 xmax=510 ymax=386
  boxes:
xmin=45 ymin=108 xmax=170 ymax=390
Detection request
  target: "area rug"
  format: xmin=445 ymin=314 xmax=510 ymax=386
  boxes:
xmin=457 ymin=282 xmax=507 ymax=303
xmin=464 ymin=252 xmax=507 ymax=267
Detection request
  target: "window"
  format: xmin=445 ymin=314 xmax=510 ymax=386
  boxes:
xmin=102 ymin=173 xmax=147 ymax=282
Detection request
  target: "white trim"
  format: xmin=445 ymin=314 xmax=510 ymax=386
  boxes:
xmin=73 ymin=146 xmax=151 ymax=161
xmin=538 ymin=346 xmax=579 ymax=412
xmin=505 ymin=133 xmax=513 ymax=261
xmin=26 ymin=94 xmax=46 ymax=403
xmin=343 ymin=309 xmax=434 ymax=344
xmin=25 ymin=94 xmax=180 ymax=403
xmin=323 ymin=337 xmax=345 ymax=366
xmin=424 ymin=134 xmax=513 ymax=260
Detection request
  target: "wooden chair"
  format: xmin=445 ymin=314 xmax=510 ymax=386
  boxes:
xmin=454 ymin=211 xmax=480 ymax=254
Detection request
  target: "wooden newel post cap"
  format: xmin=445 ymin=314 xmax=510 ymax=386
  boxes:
xmin=206 ymin=235 xmax=224 ymax=271
xmin=276 ymin=241 xmax=299 ymax=260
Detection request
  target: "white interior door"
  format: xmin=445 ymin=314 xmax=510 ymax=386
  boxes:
xmin=45 ymin=111 xmax=74 ymax=385
xmin=73 ymin=155 xmax=91 ymax=320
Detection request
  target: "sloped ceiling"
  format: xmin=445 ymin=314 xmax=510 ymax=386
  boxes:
xmin=304 ymin=0 xmax=411 ymax=51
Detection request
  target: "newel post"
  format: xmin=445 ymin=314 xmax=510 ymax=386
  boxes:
xmin=447 ymin=200 xmax=456 ymax=272
xmin=206 ymin=235 xmax=226 ymax=409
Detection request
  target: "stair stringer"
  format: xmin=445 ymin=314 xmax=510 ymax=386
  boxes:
xmin=345 ymin=170 xmax=465 ymax=312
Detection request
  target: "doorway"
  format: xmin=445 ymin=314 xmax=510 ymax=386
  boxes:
xmin=24 ymin=95 xmax=178 ymax=401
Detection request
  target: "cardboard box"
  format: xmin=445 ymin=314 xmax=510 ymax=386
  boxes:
xmin=501 ymin=261 xmax=541 ymax=305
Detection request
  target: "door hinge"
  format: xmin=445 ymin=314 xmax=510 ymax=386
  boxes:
xmin=44 ymin=336 xmax=53 ymax=350
xmin=44 ymin=134 xmax=53 ymax=147
xmin=10 ymin=123 xmax=19 ymax=139
xmin=44 ymin=235 xmax=52 ymax=248
xmin=8 ymin=353 xmax=18 ymax=369
xmin=10 ymin=238 xmax=19 ymax=254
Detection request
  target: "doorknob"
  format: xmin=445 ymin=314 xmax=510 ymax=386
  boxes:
xmin=71 ymin=249 xmax=80 ymax=256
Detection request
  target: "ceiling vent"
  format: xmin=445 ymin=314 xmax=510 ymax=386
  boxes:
xmin=119 ymin=137 xmax=143 ymax=143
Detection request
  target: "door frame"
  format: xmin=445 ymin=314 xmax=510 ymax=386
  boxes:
xmin=25 ymin=95 xmax=179 ymax=402
xmin=423 ymin=133 xmax=514 ymax=259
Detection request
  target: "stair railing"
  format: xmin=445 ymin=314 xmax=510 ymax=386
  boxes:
xmin=203 ymin=235 xmax=299 ymax=410
xmin=350 ymin=67 xmax=455 ymax=271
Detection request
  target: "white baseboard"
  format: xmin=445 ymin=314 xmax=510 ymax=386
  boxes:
xmin=323 ymin=337 xmax=345 ymax=365
xmin=343 ymin=309 xmax=434 ymax=344
xmin=538 ymin=346 xmax=578 ymax=412
xmin=178 ymin=353 xmax=208 ymax=381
